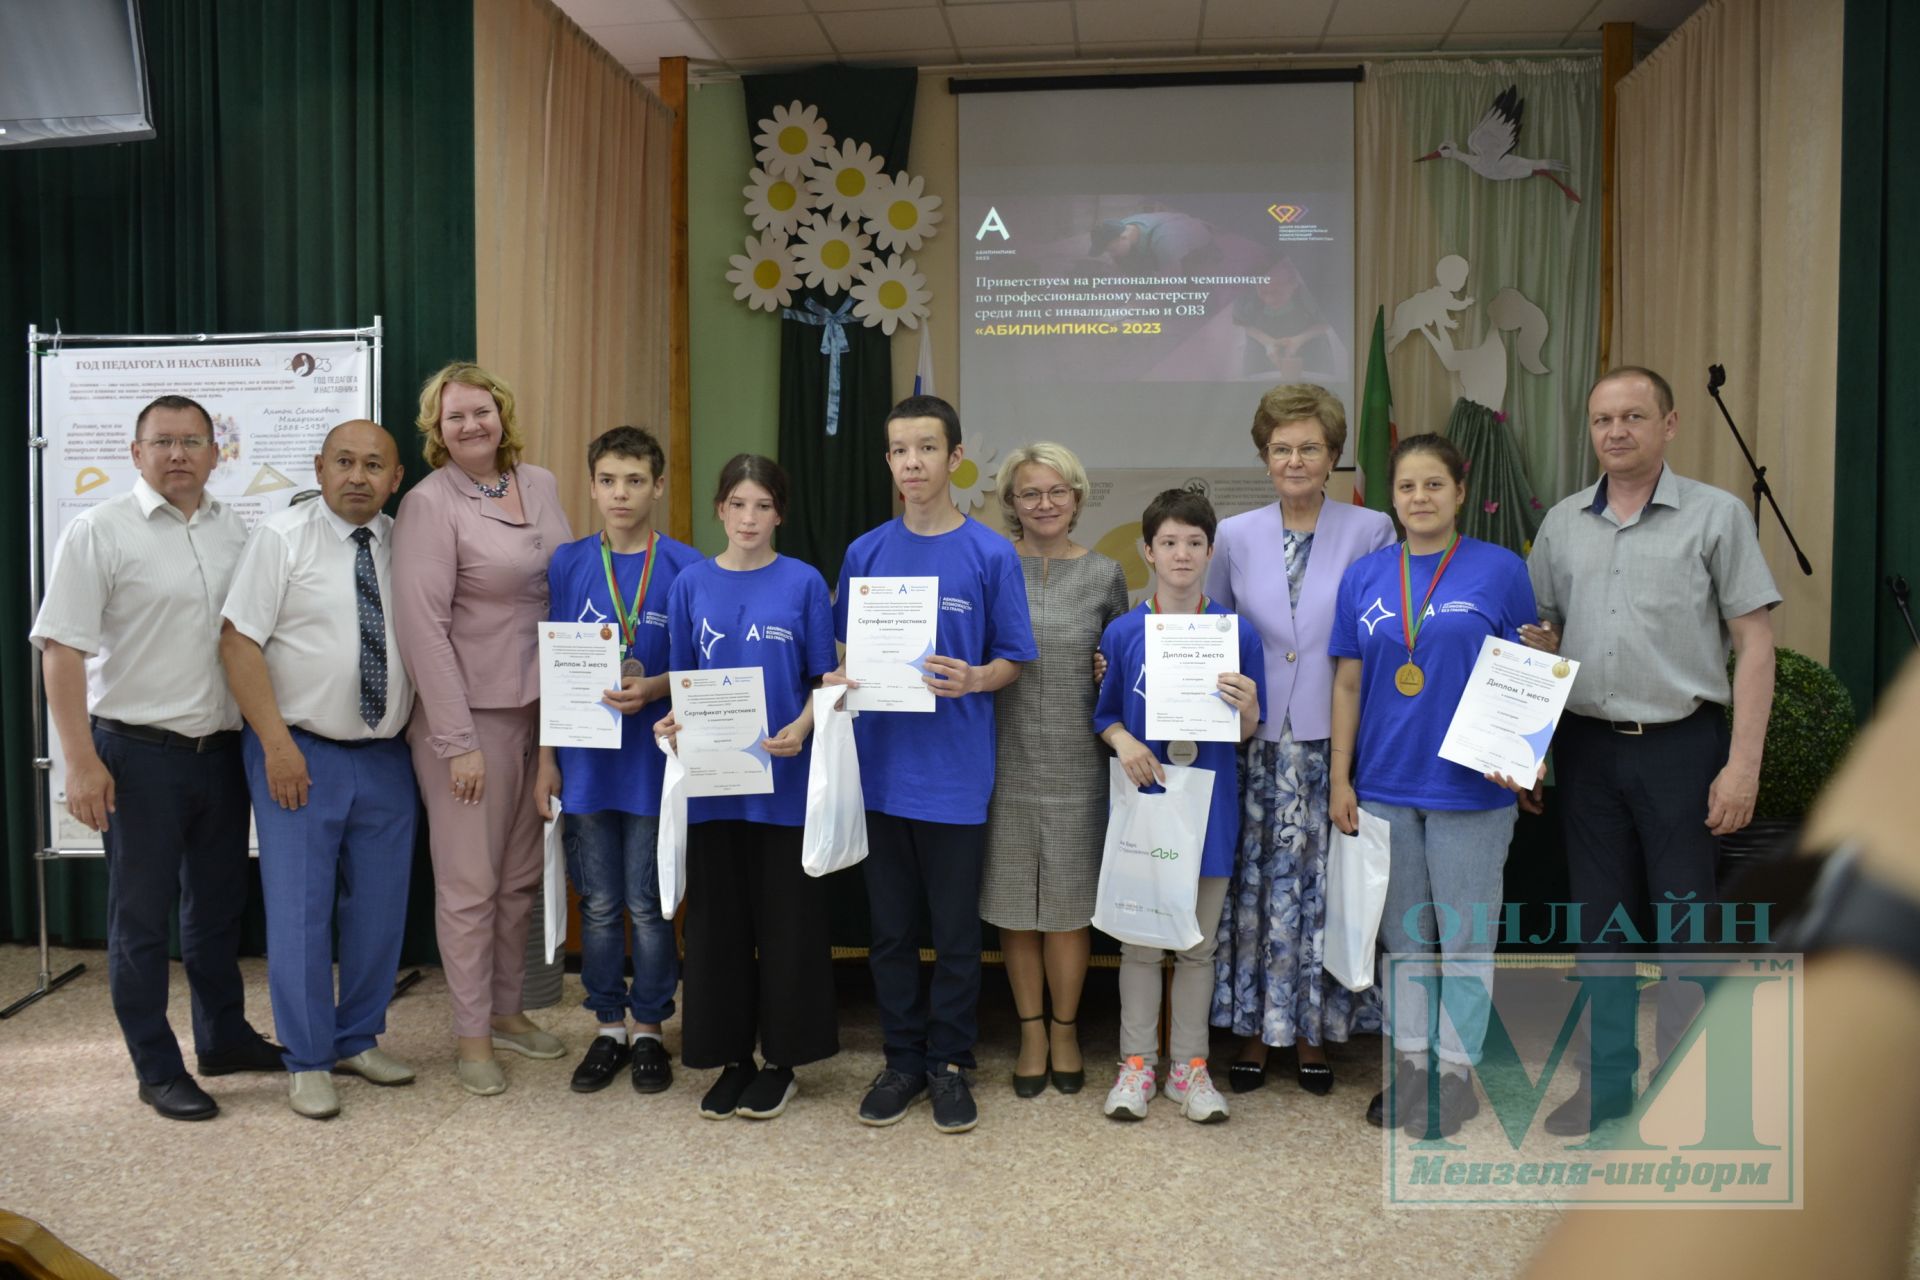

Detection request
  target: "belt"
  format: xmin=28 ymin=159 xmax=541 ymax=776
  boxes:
xmin=290 ymin=726 xmax=393 ymax=749
xmin=1569 ymin=706 xmax=1720 ymax=737
xmin=91 ymin=716 xmax=241 ymax=753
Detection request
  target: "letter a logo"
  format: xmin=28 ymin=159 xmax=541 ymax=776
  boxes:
xmin=975 ymin=206 xmax=1009 ymax=241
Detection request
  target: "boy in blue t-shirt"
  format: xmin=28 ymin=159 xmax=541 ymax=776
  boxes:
xmin=828 ymin=395 xmax=1037 ymax=1134
xmin=535 ymin=426 xmax=700 ymax=1096
xmin=1091 ymin=489 xmax=1265 ymax=1125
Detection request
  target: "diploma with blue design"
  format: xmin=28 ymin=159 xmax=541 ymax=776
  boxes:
xmin=669 ymin=666 xmax=775 ymax=797
xmin=844 ymin=576 xmax=938 ymax=713
xmin=1144 ymin=613 xmax=1242 ymax=743
xmin=1437 ymin=636 xmax=1579 ymax=781
xmin=539 ymin=621 xmax=624 ymax=749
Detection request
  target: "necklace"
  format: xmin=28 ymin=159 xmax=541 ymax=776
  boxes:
xmin=472 ymin=470 xmax=511 ymax=499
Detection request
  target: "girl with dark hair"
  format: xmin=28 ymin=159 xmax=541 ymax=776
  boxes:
xmin=1328 ymin=434 xmax=1538 ymax=1139
xmin=657 ymin=454 xmax=840 ymax=1121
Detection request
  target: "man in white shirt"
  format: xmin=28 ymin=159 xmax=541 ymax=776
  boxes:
xmin=31 ymin=394 xmax=283 ymax=1122
xmin=220 ymin=420 xmax=417 ymax=1120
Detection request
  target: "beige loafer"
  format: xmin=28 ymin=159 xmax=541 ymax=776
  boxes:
xmin=335 ymin=1047 xmax=416 ymax=1086
xmin=289 ymin=1071 xmax=341 ymax=1119
xmin=490 ymin=1027 xmax=565 ymax=1060
xmin=457 ymin=1056 xmax=507 ymax=1096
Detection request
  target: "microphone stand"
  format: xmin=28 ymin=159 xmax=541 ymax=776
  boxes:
xmin=1891 ymin=576 xmax=1920 ymax=650
xmin=1706 ymin=365 xmax=1813 ymax=576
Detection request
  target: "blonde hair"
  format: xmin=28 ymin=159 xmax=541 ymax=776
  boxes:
xmin=1250 ymin=382 xmax=1348 ymax=461
xmin=996 ymin=441 xmax=1090 ymax=539
xmin=415 ymin=361 xmax=525 ymax=472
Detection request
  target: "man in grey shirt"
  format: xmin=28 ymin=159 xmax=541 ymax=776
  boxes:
xmin=1522 ymin=366 xmax=1780 ymax=1134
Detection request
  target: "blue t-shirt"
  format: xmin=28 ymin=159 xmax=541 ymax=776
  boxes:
xmin=547 ymin=531 xmax=702 ymax=817
xmin=1092 ymin=601 xmax=1268 ymax=878
xmin=666 ymin=555 xmax=837 ymax=827
xmin=1329 ymin=537 xmax=1538 ymax=811
xmin=833 ymin=516 xmax=1038 ymax=825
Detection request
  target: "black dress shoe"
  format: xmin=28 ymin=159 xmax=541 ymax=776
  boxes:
xmin=1543 ymin=1083 xmax=1633 ymax=1136
xmin=1407 ymin=1071 xmax=1480 ymax=1139
xmin=196 ymin=1036 xmax=287 ymax=1077
xmin=570 ymin=1035 xmax=633 ymax=1093
xmin=630 ymin=1036 xmax=673 ymax=1094
xmin=1295 ymin=1062 xmax=1334 ymax=1096
xmin=1365 ymin=1059 xmax=1426 ymax=1129
xmin=138 ymin=1074 xmax=219 ymax=1121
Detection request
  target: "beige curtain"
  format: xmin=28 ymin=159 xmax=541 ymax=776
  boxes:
xmin=473 ymin=0 xmax=674 ymax=535
xmin=1613 ymin=0 xmax=1842 ymax=661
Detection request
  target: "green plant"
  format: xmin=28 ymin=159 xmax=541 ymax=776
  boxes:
xmin=1728 ymin=647 xmax=1856 ymax=820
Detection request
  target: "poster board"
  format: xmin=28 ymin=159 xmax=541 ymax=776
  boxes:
xmin=31 ymin=330 xmax=379 ymax=854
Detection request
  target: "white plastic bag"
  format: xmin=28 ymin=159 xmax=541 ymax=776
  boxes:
xmin=1324 ymin=807 xmax=1393 ymax=991
xmin=541 ymin=798 xmax=567 ymax=964
xmin=1090 ymin=759 xmax=1214 ymax=951
xmin=657 ymin=735 xmax=689 ymax=917
xmin=801 ymin=685 xmax=868 ymax=877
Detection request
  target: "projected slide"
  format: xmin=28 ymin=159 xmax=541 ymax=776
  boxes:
xmin=958 ymin=82 xmax=1355 ymax=472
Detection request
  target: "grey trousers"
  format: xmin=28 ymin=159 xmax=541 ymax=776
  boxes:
xmin=1118 ymin=876 xmax=1230 ymax=1068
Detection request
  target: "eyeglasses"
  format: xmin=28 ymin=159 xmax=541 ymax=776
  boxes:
xmin=138 ymin=435 xmax=212 ymax=452
xmin=1266 ymin=443 xmax=1327 ymax=463
xmin=1014 ymin=486 xmax=1075 ymax=509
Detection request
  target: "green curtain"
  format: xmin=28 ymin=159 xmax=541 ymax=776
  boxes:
xmin=741 ymin=68 xmax=917 ymax=589
xmin=1831 ymin=0 xmax=1920 ymax=710
xmin=0 ymin=0 xmax=476 ymax=961
xmin=1445 ymin=398 xmax=1542 ymax=554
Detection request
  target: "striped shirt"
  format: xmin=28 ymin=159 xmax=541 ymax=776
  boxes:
xmin=32 ymin=478 xmax=250 ymax=735
xmin=1527 ymin=467 xmax=1780 ymax=724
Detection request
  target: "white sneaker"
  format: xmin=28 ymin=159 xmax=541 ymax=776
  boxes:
xmin=1102 ymin=1055 xmax=1157 ymax=1121
xmin=1167 ymin=1057 xmax=1229 ymax=1124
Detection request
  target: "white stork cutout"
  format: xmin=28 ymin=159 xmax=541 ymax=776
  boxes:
xmin=1417 ymin=86 xmax=1581 ymax=204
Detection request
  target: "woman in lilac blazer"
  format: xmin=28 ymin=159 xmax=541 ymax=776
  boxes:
xmin=1207 ymin=384 xmax=1394 ymax=1096
xmin=393 ymin=362 xmax=574 ymax=1097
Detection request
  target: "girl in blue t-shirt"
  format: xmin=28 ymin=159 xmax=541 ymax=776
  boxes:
xmin=655 ymin=455 xmax=840 ymax=1122
xmin=1328 ymin=433 xmax=1538 ymax=1141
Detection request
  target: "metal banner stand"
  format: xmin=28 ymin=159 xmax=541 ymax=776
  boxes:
xmin=4 ymin=319 xmax=384 ymax=1020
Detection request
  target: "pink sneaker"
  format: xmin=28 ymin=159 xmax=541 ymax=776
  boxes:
xmin=1166 ymin=1057 xmax=1229 ymax=1123
xmin=1102 ymin=1055 xmax=1156 ymax=1120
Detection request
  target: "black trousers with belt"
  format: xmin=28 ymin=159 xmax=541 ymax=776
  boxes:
xmin=1555 ymin=704 xmax=1729 ymax=1081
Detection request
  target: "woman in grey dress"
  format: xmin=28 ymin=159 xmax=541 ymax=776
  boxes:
xmin=981 ymin=442 xmax=1130 ymax=1098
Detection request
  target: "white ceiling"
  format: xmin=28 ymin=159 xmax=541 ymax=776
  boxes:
xmin=552 ymin=0 xmax=1704 ymax=76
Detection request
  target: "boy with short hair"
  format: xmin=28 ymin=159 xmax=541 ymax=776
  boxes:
xmin=536 ymin=425 xmax=700 ymax=1095
xmin=828 ymin=395 xmax=1037 ymax=1134
xmin=1093 ymin=489 xmax=1265 ymax=1124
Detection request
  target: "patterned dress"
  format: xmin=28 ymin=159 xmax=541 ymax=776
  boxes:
xmin=981 ymin=551 xmax=1131 ymax=932
xmin=1211 ymin=529 xmax=1382 ymax=1045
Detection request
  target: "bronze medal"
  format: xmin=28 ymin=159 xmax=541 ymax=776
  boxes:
xmin=622 ymin=658 xmax=645 ymax=679
xmin=1394 ymin=662 xmax=1425 ymax=696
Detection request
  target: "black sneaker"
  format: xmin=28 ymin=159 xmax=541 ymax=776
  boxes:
xmin=1407 ymin=1071 xmax=1480 ymax=1139
xmin=927 ymin=1065 xmax=978 ymax=1134
xmin=1365 ymin=1058 xmax=1427 ymax=1129
xmin=736 ymin=1065 xmax=797 ymax=1120
xmin=570 ymin=1035 xmax=633 ymax=1094
xmin=630 ymin=1036 xmax=673 ymax=1094
xmin=699 ymin=1062 xmax=758 ymax=1119
xmin=857 ymin=1068 xmax=928 ymax=1126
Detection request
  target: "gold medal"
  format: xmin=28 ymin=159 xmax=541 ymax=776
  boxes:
xmin=1394 ymin=662 xmax=1425 ymax=696
xmin=1552 ymin=659 xmax=1571 ymax=679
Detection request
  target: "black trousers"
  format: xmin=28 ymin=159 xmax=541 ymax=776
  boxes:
xmin=862 ymin=811 xmax=986 ymax=1075
xmin=95 ymin=726 xmax=256 ymax=1084
xmin=680 ymin=820 xmax=838 ymax=1069
xmin=1556 ymin=705 xmax=1728 ymax=1080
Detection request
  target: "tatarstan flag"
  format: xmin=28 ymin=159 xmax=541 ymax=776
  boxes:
xmin=1353 ymin=305 xmax=1396 ymax=510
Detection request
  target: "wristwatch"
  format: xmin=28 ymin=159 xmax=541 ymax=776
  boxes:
xmin=1754 ymin=843 xmax=1920 ymax=970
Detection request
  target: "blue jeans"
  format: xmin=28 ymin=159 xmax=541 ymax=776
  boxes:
xmin=564 ymin=809 xmax=676 ymax=1025
xmin=1366 ymin=800 xmax=1516 ymax=1067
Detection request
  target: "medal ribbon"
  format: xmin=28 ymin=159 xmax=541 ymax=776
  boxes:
xmin=1145 ymin=594 xmax=1208 ymax=614
xmin=600 ymin=530 xmax=658 ymax=659
xmin=1398 ymin=534 xmax=1461 ymax=658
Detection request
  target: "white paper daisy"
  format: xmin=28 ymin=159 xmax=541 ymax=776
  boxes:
xmin=863 ymin=171 xmax=943 ymax=254
xmin=725 ymin=232 xmax=801 ymax=314
xmin=753 ymin=100 xmax=830 ymax=181
xmin=805 ymin=138 xmax=888 ymax=225
xmin=742 ymin=166 xmax=811 ymax=238
xmin=791 ymin=216 xmax=873 ymax=297
xmin=849 ymin=253 xmax=930 ymax=335
xmin=949 ymin=443 xmax=997 ymax=514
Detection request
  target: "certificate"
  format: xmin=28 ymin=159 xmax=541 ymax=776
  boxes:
xmin=1437 ymin=636 xmax=1580 ymax=780
xmin=538 ymin=621 xmax=624 ymax=749
xmin=844 ymin=576 xmax=938 ymax=713
xmin=668 ymin=666 xmax=775 ymax=798
xmin=1143 ymin=613 xmax=1241 ymax=743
